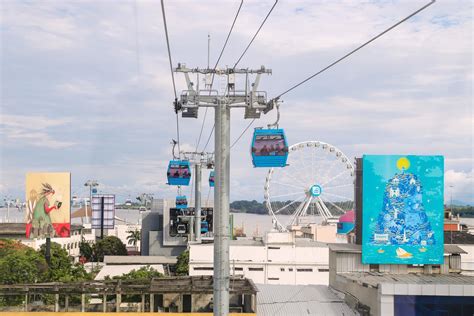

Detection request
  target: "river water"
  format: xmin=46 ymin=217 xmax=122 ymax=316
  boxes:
xmin=2 ymin=207 xmax=473 ymax=237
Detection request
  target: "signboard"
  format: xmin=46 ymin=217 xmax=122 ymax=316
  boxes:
xmin=362 ymin=155 xmax=444 ymax=264
xmin=25 ymin=172 xmax=71 ymax=238
xmin=91 ymin=194 xmax=115 ymax=229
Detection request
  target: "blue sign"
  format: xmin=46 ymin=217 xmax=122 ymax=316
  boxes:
xmin=362 ymin=155 xmax=444 ymax=264
xmin=92 ymin=188 xmax=98 ymax=194
xmin=310 ymin=185 xmax=322 ymax=197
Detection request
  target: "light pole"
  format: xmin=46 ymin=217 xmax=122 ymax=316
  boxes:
xmin=84 ymin=180 xmax=99 ymax=223
xmin=449 ymin=185 xmax=454 ymax=211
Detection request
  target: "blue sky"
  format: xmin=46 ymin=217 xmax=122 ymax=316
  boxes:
xmin=1 ymin=0 xmax=472 ymax=203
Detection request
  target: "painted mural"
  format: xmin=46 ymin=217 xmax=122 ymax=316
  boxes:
xmin=362 ymin=155 xmax=444 ymax=264
xmin=25 ymin=172 xmax=71 ymax=238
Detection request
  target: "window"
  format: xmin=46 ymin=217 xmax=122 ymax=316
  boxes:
xmin=194 ymin=267 xmax=213 ymax=271
xmin=296 ymin=268 xmax=313 ymax=272
xmin=248 ymin=267 xmax=264 ymax=271
xmin=268 ymin=277 xmax=279 ymax=280
xmin=268 ymin=246 xmax=280 ymax=250
xmin=280 ymin=268 xmax=285 ymax=272
xmin=289 ymin=268 xmax=293 ymax=272
xmin=234 ymin=267 xmax=243 ymax=271
xmin=369 ymin=264 xmax=379 ymax=272
xmin=318 ymin=268 xmax=329 ymax=272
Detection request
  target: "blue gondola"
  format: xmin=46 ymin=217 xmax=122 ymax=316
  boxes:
xmin=251 ymin=128 xmax=288 ymax=167
xmin=201 ymin=221 xmax=209 ymax=234
xmin=209 ymin=171 xmax=215 ymax=187
xmin=167 ymin=160 xmax=191 ymax=186
xmin=175 ymin=195 xmax=188 ymax=209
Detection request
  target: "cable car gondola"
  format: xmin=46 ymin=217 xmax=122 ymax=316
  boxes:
xmin=209 ymin=171 xmax=215 ymax=187
xmin=175 ymin=195 xmax=188 ymax=209
xmin=167 ymin=160 xmax=191 ymax=186
xmin=251 ymin=128 xmax=288 ymax=167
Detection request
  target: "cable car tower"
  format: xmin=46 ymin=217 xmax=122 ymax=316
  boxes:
xmin=175 ymin=64 xmax=274 ymax=315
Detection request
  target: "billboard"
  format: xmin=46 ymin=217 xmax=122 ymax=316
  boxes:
xmin=91 ymin=194 xmax=115 ymax=229
xmin=362 ymin=155 xmax=444 ymax=264
xmin=25 ymin=172 xmax=71 ymax=238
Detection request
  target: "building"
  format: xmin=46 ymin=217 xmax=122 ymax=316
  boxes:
xmin=0 ymin=222 xmax=95 ymax=258
xmin=190 ymin=231 xmax=330 ymax=285
xmin=328 ymin=243 xmax=474 ymax=316
xmin=444 ymin=230 xmax=474 ymax=276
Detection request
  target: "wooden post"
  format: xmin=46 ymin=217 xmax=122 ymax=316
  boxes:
xmin=103 ymin=294 xmax=107 ymax=312
xmin=65 ymin=295 xmax=69 ymax=312
xmin=81 ymin=293 xmax=86 ymax=312
xmin=24 ymin=293 xmax=28 ymax=312
xmin=141 ymin=294 xmax=145 ymax=312
xmin=150 ymin=294 xmax=154 ymax=313
xmin=116 ymin=293 xmax=121 ymax=312
xmin=54 ymin=293 xmax=59 ymax=312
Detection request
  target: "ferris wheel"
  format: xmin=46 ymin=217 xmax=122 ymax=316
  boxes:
xmin=264 ymin=141 xmax=355 ymax=232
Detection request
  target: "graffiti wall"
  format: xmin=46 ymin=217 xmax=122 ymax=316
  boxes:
xmin=362 ymin=155 xmax=444 ymax=264
xmin=25 ymin=172 xmax=71 ymax=238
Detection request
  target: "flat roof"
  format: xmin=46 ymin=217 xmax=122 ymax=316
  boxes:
xmin=329 ymin=243 xmax=467 ymax=254
xmin=104 ymin=255 xmax=177 ymax=265
xmin=340 ymin=272 xmax=474 ymax=288
xmin=339 ymin=273 xmax=474 ymax=296
xmin=444 ymin=231 xmax=474 ymax=245
xmin=257 ymin=284 xmax=357 ymax=316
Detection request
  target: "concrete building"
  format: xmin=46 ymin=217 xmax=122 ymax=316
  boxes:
xmin=0 ymin=222 xmax=95 ymax=258
xmin=190 ymin=231 xmax=330 ymax=285
xmin=328 ymin=243 xmax=474 ymax=316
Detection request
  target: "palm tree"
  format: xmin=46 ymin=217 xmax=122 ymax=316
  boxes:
xmin=126 ymin=229 xmax=141 ymax=251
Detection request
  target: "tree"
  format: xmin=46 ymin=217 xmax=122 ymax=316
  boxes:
xmin=93 ymin=236 xmax=127 ymax=262
xmin=175 ymin=250 xmax=189 ymax=276
xmin=0 ymin=248 xmax=48 ymax=284
xmin=79 ymin=239 xmax=93 ymax=262
xmin=108 ymin=265 xmax=163 ymax=280
xmin=126 ymin=229 xmax=141 ymax=248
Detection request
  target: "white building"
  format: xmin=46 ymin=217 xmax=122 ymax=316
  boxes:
xmin=189 ymin=231 xmax=329 ymax=285
xmin=21 ymin=224 xmax=96 ymax=258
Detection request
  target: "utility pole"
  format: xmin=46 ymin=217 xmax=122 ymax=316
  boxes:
xmin=179 ymin=151 xmax=213 ymax=243
xmin=175 ymin=64 xmax=272 ymax=316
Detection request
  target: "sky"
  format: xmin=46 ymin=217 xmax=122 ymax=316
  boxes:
xmin=1 ymin=0 xmax=472 ymax=204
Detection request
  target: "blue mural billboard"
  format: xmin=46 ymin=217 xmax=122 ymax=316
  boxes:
xmin=362 ymin=155 xmax=444 ymax=264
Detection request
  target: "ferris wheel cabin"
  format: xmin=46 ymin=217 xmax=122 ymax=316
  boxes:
xmin=251 ymin=128 xmax=289 ymax=167
xmin=167 ymin=160 xmax=191 ymax=186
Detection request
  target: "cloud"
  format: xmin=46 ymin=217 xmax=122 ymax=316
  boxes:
xmin=0 ymin=0 xmax=472 ymax=204
xmin=0 ymin=114 xmax=76 ymax=148
xmin=445 ymin=169 xmax=474 ymax=204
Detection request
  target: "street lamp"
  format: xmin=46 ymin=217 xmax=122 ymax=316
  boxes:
xmin=84 ymin=180 xmax=99 ymax=223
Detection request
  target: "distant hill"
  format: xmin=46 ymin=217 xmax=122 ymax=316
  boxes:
xmin=451 ymin=200 xmax=471 ymax=207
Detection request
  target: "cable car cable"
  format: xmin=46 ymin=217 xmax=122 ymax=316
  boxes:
xmin=195 ymin=0 xmax=244 ymax=152
xmin=233 ymin=0 xmax=278 ymax=69
xmin=271 ymin=0 xmax=436 ymax=102
xmin=160 ymin=0 xmax=181 ymax=156
xmin=231 ymin=119 xmax=255 ymax=149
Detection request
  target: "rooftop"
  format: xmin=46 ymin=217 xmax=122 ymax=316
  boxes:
xmin=329 ymin=243 xmax=467 ymax=254
xmin=444 ymin=231 xmax=474 ymax=244
xmin=257 ymin=284 xmax=357 ymax=316
xmin=95 ymin=264 xmax=165 ymax=280
xmin=104 ymin=255 xmax=177 ymax=265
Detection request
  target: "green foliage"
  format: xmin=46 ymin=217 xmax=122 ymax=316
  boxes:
xmin=79 ymin=239 xmax=93 ymax=261
xmin=451 ymin=205 xmax=474 ymax=217
xmin=107 ymin=265 xmax=163 ymax=280
xmin=230 ymin=200 xmax=266 ymax=214
xmin=0 ymin=248 xmax=48 ymax=284
xmin=93 ymin=236 xmax=127 ymax=262
xmin=126 ymin=229 xmax=141 ymax=247
xmin=175 ymin=250 xmax=189 ymax=276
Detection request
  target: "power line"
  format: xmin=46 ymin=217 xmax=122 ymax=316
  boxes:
xmin=196 ymin=0 xmax=244 ymax=153
xmin=160 ymin=0 xmax=181 ymax=156
xmin=272 ymin=0 xmax=436 ymax=101
xmin=233 ymin=0 xmax=278 ymax=69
